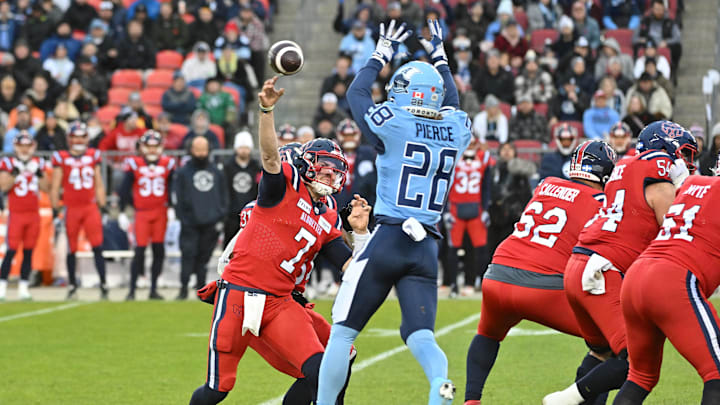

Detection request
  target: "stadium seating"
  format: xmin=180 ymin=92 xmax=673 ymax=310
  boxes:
xmin=604 ymin=29 xmax=635 ymax=55
xmin=210 ymin=124 xmax=225 ymax=147
xmin=530 ymin=29 xmax=558 ymax=53
xmin=95 ymin=105 xmax=120 ymax=132
xmin=514 ymin=139 xmax=543 ymax=164
xmin=111 ymin=69 xmax=144 ymax=90
xmin=550 ymin=120 xmax=585 ymax=140
xmin=534 ymin=103 xmax=549 ymax=117
xmin=145 ymin=70 xmax=175 ymax=89
xmin=222 ymin=86 xmax=241 ymax=109
xmin=156 ymin=50 xmax=184 ymax=70
xmin=144 ymin=104 xmax=163 ymax=118
xmin=107 ymin=87 xmax=132 ymax=107
xmin=140 ymin=88 xmax=165 ymax=106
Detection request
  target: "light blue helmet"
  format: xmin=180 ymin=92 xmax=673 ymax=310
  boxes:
xmin=385 ymin=61 xmax=444 ymax=118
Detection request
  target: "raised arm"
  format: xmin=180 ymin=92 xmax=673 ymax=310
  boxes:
xmin=419 ymin=19 xmax=459 ymax=109
xmin=257 ymin=76 xmax=285 ymax=175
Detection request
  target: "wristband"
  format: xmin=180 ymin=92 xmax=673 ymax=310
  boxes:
xmin=352 ymin=231 xmax=370 ymax=255
xmin=259 ymin=102 xmax=275 ymax=113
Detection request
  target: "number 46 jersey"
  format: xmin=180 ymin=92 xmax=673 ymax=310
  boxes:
xmin=577 ymin=150 xmax=674 ymax=273
xmin=123 ymin=155 xmax=176 ymax=210
xmin=364 ymin=103 xmax=472 ymax=225
xmin=492 ymin=177 xmax=605 ymax=275
xmin=52 ymin=149 xmax=102 ymax=207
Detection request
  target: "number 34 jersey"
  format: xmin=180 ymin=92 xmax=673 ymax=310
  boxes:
xmin=52 ymin=149 xmax=102 ymax=207
xmin=123 ymin=155 xmax=176 ymax=211
xmin=577 ymin=150 xmax=674 ymax=273
xmin=223 ymin=163 xmax=343 ymax=297
xmin=492 ymin=177 xmax=604 ymax=275
xmin=0 ymin=156 xmax=50 ymax=212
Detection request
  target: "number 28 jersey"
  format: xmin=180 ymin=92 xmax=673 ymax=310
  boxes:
xmin=222 ymin=163 xmax=343 ymax=296
xmin=52 ymin=149 xmax=101 ymax=207
xmin=492 ymin=177 xmax=604 ymax=275
xmin=577 ymin=150 xmax=674 ymax=273
xmin=123 ymin=155 xmax=175 ymax=211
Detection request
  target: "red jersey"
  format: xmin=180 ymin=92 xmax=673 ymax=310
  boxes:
xmin=639 ymin=176 xmax=720 ymax=297
xmin=448 ymin=152 xmax=491 ymax=205
xmin=223 ymin=163 xmax=343 ymax=296
xmin=99 ymin=126 xmax=145 ymax=153
xmin=52 ymin=149 xmax=102 ymax=207
xmin=493 ymin=177 xmax=605 ymax=275
xmin=0 ymin=156 xmax=49 ymax=212
xmin=577 ymin=150 xmax=674 ymax=272
xmin=123 ymin=155 xmax=176 ymax=211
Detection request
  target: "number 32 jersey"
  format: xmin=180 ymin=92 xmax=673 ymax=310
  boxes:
xmin=123 ymin=155 xmax=175 ymax=211
xmin=364 ymin=103 xmax=472 ymax=225
xmin=222 ymin=163 xmax=343 ymax=297
xmin=492 ymin=177 xmax=604 ymax=275
xmin=52 ymin=149 xmax=101 ymax=207
xmin=577 ymin=150 xmax=674 ymax=273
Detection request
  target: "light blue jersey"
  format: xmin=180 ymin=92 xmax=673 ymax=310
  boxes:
xmin=364 ymin=102 xmax=472 ymax=225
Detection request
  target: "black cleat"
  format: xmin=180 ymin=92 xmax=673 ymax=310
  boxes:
xmin=100 ymin=285 xmax=109 ymax=301
xmin=67 ymin=285 xmax=78 ymax=300
xmin=149 ymin=291 xmax=164 ymax=300
xmin=175 ymin=287 xmax=188 ymax=301
xmin=125 ymin=291 xmax=135 ymax=301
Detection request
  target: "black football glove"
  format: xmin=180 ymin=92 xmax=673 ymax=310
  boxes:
xmin=291 ymin=290 xmax=309 ymax=307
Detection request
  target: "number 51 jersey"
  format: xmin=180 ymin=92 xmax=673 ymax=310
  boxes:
xmin=52 ymin=149 xmax=102 ymax=207
xmin=492 ymin=177 xmax=605 ymax=275
xmin=364 ymin=103 xmax=472 ymax=225
xmin=222 ymin=163 xmax=343 ymax=297
xmin=577 ymin=150 xmax=674 ymax=273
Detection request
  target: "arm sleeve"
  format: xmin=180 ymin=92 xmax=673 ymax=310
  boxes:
xmin=481 ymin=165 xmax=492 ymax=210
xmin=256 ymin=168 xmax=286 ymax=208
xmin=318 ymin=236 xmax=352 ymax=270
xmin=437 ymin=64 xmax=460 ymax=109
xmin=347 ymin=58 xmax=385 ymax=153
xmin=119 ymin=170 xmax=134 ymax=211
xmin=218 ymin=169 xmax=229 ymax=216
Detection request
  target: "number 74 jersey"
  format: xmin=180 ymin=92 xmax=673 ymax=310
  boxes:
xmin=52 ymin=149 xmax=102 ymax=207
xmin=577 ymin=150 xmax=674 ymax=273
xmin=492 ymin=177 xmax=605 ymax=275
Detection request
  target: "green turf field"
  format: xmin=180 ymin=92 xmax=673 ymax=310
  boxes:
xmin=0 ymin=298 xmax=707 ymax=404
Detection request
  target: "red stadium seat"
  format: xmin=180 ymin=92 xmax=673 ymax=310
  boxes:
xmin=146 ymin=69 xmax=175 ymax=89
xmin=144 ymin=104 xmax=163 ymax=118
xmin=514 ymin=139 xmax=543 ymax=164
xmin=530 ymin=29 xmax=558 ymax=53
xmin=95 ymin=105 xmax=120 ymax=132
xmin=156 ymin=50 xmax=184 ymax=70
xmin=72 ymin=30 xmax=86 ymax=41
xmin=550 ymin=120 xmax=584 ymax=142
xmin=107 ymin=87 xmax=132 ymax=107
xmin=111 ymin=69 xmax=143 ymax=90
xmin=87 ymin=0 xmax=101 ymax=10
xmin=604 ymin=29 xmax=634 ymax=55
xmin=181 ymin=13 xmax=195 ymax=24
xmin=534 ymin=103 xmax=548 ymax=117
xmin=485 ymin=140 xmax=501 ymax=151
xmin=169 ymin=123 xmax=189 ymax=138
xmin=189 ymin=87 xmax=202 ymax=98
xmin=222 ymin=86 xmax=241 ymax=108
xmin=123 ymin=0 xmax=136 ymax=8
xmin=209 ymin=124 xmax=225 ymax=147
xmin=140 ymin=88 xmax=165 ymax=106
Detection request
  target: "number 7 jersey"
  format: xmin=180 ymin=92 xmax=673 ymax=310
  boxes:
xmin=577 ymin=150 xmax=674 ymax=273
xmin=52 ymin=149 xmax=102 ymax=207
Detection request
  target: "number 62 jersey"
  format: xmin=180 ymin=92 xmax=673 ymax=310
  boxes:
xmin=52 ymin=149 xmax=102 ymax=207
xmin=492 ymin=176 xmax=605 ymax=275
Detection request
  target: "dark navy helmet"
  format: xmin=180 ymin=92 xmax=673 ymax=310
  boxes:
xmin=278 ymin=142 xmax=302 ymax=163
xmin=636 ymin=120 xmax=698 ymax=172
xmin=714 ymin=152 xmax=720 ymax=176
xmin=296 ymin=138 xmax=348 ymax=196
xmin=568 ymin=140 xmax=618 ymax=185
xmin=139 ymin=130 xmax=163 ymax=162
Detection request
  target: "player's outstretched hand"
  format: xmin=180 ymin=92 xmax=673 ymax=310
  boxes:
xmin=258 ymin=76 xmax=285 ymax=109
xmin=348 ymin=194 xmax=371 ymax=234
xmin=371 ymin=19 xmax=412 ymax=65
xmin=419 ymin=19 xmax=448 ymax=67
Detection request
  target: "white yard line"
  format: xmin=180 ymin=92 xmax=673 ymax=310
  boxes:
xmin=257 ymin=313 xmax=481 ymax=405
xmin=0 ymin=302 xmax=88 ymax=323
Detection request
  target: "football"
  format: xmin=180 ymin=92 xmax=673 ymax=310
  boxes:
xmin=267 ymin=40 xmax=304 ymax=76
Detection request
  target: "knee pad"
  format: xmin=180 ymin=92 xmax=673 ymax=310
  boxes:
xmin=189 ymin=384 xmax=228 ymax=405
xmin=576 ymin=352 xmax=603 ymax=381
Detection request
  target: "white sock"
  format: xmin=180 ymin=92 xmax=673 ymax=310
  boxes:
xmin=0 ymin=279 xmax=7 ymax=299
xmin=562 ymin=383 xmax=584 ymax=404
xmin=19 ymin=280 xmax=30 ymax=298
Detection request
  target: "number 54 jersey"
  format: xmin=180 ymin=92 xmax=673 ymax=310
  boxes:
xmin=577 ymin=150 xmax=674 ymax=273
xmin=492 ymin=177 xmax=605 ymax=275
xmin=52 ymin=149 xmax=102 ymax=207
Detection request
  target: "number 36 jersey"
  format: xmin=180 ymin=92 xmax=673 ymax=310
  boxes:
xmin=52 ymin=149 xmax=102 ymax=207
xmin=123 ymin=155 xmax=175 ymax=211
xmin=223 ymin=163 xmax=343 ymax=297
xmin=577 ymin=150 xmax=674 ymax=273
xmin=364 ymin=103 xmax=472 ymax=226
xmin=492 ymin=177 xmax=604 ymax=275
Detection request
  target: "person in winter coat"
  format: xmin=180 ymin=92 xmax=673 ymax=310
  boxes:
xmin=339 ymin=20 xmax=376 ymax=74
xmin=473 ymin=94 xmax=509 ymax=143
xmin=188 ymin=7 xmax=219 ymax=49
xmin=181 ymin=41 xmax=216 ymax=84
xmin=222 ymin=131 xmax=260 ymax=246
xmin=471 ymin=48 xmax=515 ymax=104
xmin=152 ymin=1 xmax=189 ymax=52
xmin=181 ymin=109 xmax=221 ymax=149
xmin=594 ymin=37 xmax=633 ymax=81
xmin=569 ymin=0 xmax=600 ymax=50
xmin=197 ymin=77 xmax=235 ymax=127
xmin=625 ymin=72 xmax=673 ymax=120
xmin=333 ymin=119 xmax=377 ymax=208
xmin=633 ymin=0 xmax=682 ymax=68
xmin=116 ymin=19 xmax=156 ymax=70
xmin=162 ymin=72 xmax=196 ymax=125
xmin=312 ymin=92 xmax=348 ymax=128
xmin=582 ymin=90 xmax=620 ymax=139
xmin=172 ymin=135 xmax=228 ymax=299
xmin=39 ymin=22 xmax=82 ymax=62
xmin=509 ymin=94 xmax=549 ymax=143
xmin=514 ymin=51 xmax=554 ymax=104
xmin=65 ymin=0 xmax=98 ymax=32
xmin=35 ymin=111 xmax=67 ymax=151
xmin=539 ymin=122 xmax=578 ymax=181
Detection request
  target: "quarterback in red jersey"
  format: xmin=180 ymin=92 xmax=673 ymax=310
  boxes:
xmin=50 ymin=122 xmax=109 ymax=300
xmin=544 ymin=121 xmax=699 ymax=405
xmin=613 ymin=162 xmax=720 ymax=404
xmin=443 ymin=140 xmax=492 ymax=296
xmin=464 ymin=140 xmax=617 ymax=405
xmin=0 ymin=132 xmax=50 ymax=301
xmin=120 ymin=130 xmax=175 ymax=301
xmin=188 ymin=77 xmax=370 ymax=405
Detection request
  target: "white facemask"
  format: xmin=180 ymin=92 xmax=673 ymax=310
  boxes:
xmin=309 ymin=181 xmax=334 ymax=197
